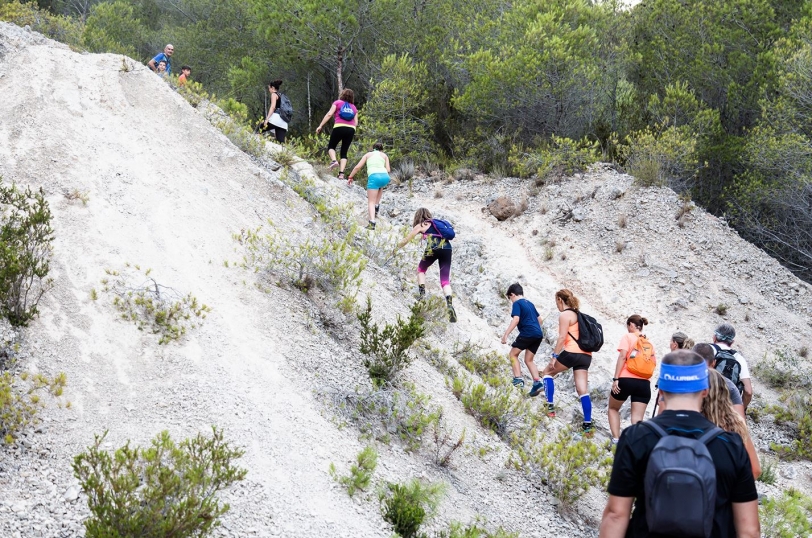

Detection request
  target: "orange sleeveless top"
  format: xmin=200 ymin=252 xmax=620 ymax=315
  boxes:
xmin=563 ymin=316 xmax=592 ymax=356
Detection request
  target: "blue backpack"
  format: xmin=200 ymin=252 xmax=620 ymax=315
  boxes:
xmin=338 ymin=101 xmax=356 ymax=121
xmin=431 ymin=219 xmax=456 ymax=240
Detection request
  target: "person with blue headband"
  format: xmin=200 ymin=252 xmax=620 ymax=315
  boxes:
xmin=599 ymin=350 xmax=759 ymax=538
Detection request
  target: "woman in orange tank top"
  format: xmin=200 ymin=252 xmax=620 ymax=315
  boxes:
xmin=541 ymin=289 xmax=594 ymax=436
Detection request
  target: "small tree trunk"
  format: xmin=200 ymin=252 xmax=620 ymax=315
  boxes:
xmin=307 ymin=72 xmax=312 ymax=128
xmin=336 ymin=46 xmax=345 ymax=92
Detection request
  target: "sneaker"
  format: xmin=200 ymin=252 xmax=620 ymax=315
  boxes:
xmin=447 ymin=304 xmax=457 ymax=323
xmin=512 ymin=377 xmax=525 ymax=388
xmin=546 ymin=403 xmax=556 ymax=418
xmin=582 ymin=422 xmax=594 ymax=437
xmin=329 ymin=160 xmax=339 ymax=170
xmin=528 ymin=380 xmax=544 ymax=397
xmin=366 ymin=221 xmax=376 ymax=230
xmin=337 ymin=172 xmax=346 ymax=180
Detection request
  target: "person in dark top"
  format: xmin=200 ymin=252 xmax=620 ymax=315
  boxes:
xmin=396 ymin=208 xmax=456 ymax=323
xmin=500 ymin=283 xmax=545 ymax=396
xmin=599 ymin=350 xmax=760 ymax=538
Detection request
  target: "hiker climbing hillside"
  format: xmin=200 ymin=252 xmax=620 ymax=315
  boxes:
xmin=261 ymin=80 xmax=291 ymax=143
xmin=396 ymin=208 xmax=457 ymax=323
xmin=599 ymin=350 xmax=760 ymax=538
xmin=542 ymin=289 xmax=601 ymax=435
xmin=711 ymin=323 xmax=753 ymax=411
xmin=500 ymin=283 xmax=545 ymax=396
xmin=347 ymin=142 xmax=390 ymax=230
xmin=315 ymin=88 xmax=358 ymax=180
xmin=608 ymin=314 xmax=655 ymax=445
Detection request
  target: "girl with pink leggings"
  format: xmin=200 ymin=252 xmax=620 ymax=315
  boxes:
xmin=396 ymin=208 xmax=456 ymax=323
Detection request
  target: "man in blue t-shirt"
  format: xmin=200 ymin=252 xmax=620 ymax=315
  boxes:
xmin=501 ymin=283 xmax=545 ymax=396
xmin=148 ymin=44 xmax=174 ymax=74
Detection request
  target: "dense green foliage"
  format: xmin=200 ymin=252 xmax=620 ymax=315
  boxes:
xmin=3 ymin=0 xmax=812 ymax=280
xmin=73 ymin=427 xmax=246 ymax=538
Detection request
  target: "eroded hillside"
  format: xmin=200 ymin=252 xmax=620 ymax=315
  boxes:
xmin=0 ymin=21 xmax=810 ymax=538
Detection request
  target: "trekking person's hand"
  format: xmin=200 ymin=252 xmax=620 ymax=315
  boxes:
xmin=612 ymin=379 xmax=621 ymax=394
xmin=316 ymin=126 xmax=322 ymax=135
xmin=501 ymin=336 xmax=507 ymax=345
xmin=347 ymin=175 xmax=354 ymax=185
xmin=262 ymin=121 xmax=268 ymax=129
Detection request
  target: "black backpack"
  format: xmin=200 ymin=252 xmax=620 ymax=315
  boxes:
xmin=276 ymin=92 xmax=293 ymax=123
xmin=643 ymin=421 xmax=723 ymax=538
xmin=565 ymin=309 xmax=604 ymax=352
xmin=711 ymin=344 xmax=744 ymax=395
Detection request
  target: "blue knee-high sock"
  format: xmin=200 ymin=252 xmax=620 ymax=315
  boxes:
xmin=543 ymin=376 xmax=555 ymax=404
xmin=581 ymin=394 xmax=592 ymax=423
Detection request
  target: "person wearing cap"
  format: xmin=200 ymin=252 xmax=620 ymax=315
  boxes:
xmin=711 ymin=323 xmax=753 ymax=410
xmin=148 ymin=44 xmax=174 ymax=74
xmin=599 ymin=350 xmax=760 ymax=538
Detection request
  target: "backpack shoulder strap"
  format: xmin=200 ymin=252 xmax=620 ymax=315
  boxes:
xmin=710 ymin=343 xmax=721 ymax=355
xmin=642 ymin=420 xmax=668 ymax=439
xmin=698 ymin=426 xmax=724 ymax=446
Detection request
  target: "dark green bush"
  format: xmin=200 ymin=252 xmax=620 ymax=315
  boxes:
xmin=359 ymin=297 xmax=426 ymax=386
xmin=73 ymin=427 xmax=246 ymax=538
xmin=380 ymin=479 xmax=445 ymax=538
xmin=0 ymin=182 xmax=54 ymax=326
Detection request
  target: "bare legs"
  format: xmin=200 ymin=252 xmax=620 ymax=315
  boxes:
xmin=509 ymin=348 xmax=541 ymax=379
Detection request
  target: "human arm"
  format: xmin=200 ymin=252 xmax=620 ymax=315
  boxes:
xmin=396 ymin=222 xmax=430 ymax=249
xmin=501 ymin=316 xmax=520 ymax=345
xmin=741 ymin=378 xmax=753 ymax=410
xmin=612 ymin=349 xmax=627 ymax=395
xmin=598 ymin=495 xmax=633 ymax=538
xmin=744 ymin=435 xmax=761 ymax=479
xmin=552 ymin=311 xmax=573 ymax=356
xmin=148 ymin=57 xmax=158 ymax=72
xmin=731 ymin=501 xmax=760 ymax=538
xmin=315 ymin=104 xmax=337 ymax=134
xmin=384 ymin=154 xmax=391 ymax=173
xmin=347 ymin=153 xmax=370 ymax=184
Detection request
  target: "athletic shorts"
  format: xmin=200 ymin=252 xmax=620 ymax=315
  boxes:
xmin=611 ymin=377 xmax=652 ymax=404
xmin=556 ymin=350 xmax=591 ymax=371
xmin=367 ymin=172 xmax=390 ymax=190
xmin=511 ymin=336 xmax=542 ymax=354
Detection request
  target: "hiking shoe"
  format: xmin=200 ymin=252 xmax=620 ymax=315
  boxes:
xmin=366 ymin=221 xmax=376 ymax=230
xmin=512 ymin=377 xmax=525 ymax=388
xmin=447 ymin=304 xmax=457 ymax=323
xmin=546 ymin=403 xmax=556 ymax=418
xmin=528 ymin=380 xmax=544 ymax=397
xmin=337 ymin=172 xmax=346 ymax=180
xmin=582 ymin=422 xmax=595 ymax=437
xmin=329 ymin=160 xmax=339 ymax=170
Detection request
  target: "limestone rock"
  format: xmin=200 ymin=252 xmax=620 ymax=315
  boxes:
xmin=487 ymin=196 xmax=516 ymax=221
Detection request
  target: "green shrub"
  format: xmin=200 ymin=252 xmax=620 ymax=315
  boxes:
xmin=330 ymin=445 xmax=378 ymax=497
xmin=237 ymin=224 xmax=366 ymax=297
xmin=759 ymin=488 xmax=812 ymax=538
xmin=758 ymin=457 xmax=777 ymax=485
xmin=213 ymin=118 xmax=265 ymax=158
xmin=103 ymin=268 xmax=210 ymax=345
xmin=380 ymin=479 xmax=446 ymax=538
xmin=453 ymin=342 xmax=504 ymax=382
xmin=358 ymin=297 xmax=426 ymax=386
xmin=516 ymin=427 xmax=612 ymax=506
xmin=0 ymin=182 xmax=55 ymax=326
xmin=455 ymin=375 xmax=528 ymax=439
xmin=509 ymin=136 xmax=599 ymax=181
xmin=754 ymin=349 xmax=812 ymax=389
xmin=430 ymin=417 xmax=465 ymax=468
xmin=768 ymin=390 xmax=812 ymax=461
xmin=438 ymin=521 xmax=519 ymax=538
xmin=73 ymin=427 xmax=247 ymax=538
xmin=0 ymin=371 xmax=67 ymax=444
xmin=331 ymin=384 xmax=440 ymax=452
xmin=619 ymin=124 xmax=699 ymax=192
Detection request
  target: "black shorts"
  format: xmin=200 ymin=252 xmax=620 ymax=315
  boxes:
xmin=511 ymin=336 xmax=542 ymax=354
xmin=557 ymin=350 xmax=591 ymax=371
xmin=611 ymin=377 xmax=652 ymax=404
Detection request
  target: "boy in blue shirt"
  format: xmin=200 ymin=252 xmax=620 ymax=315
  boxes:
xmin=500 ymin=283 xmax=545 ymax=396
